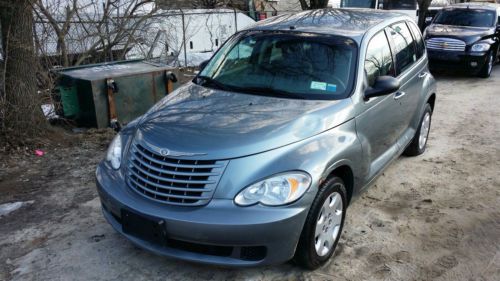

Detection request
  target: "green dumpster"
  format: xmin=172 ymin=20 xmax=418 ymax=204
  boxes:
xmin=54 ymin=60 xmax=179 ymax=128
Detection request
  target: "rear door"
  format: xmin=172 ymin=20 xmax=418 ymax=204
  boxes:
xmin=386 ymin=21 xmax=424 ymax=148
xmin=407 ymin=20 xmax=430 ymax=129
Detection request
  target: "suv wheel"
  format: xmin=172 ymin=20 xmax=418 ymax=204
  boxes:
xmin=404 ymin=104 xmax=432 ymax=156
xmin=478 ymin=50 xmax=494 ymax=78
xmin=294 ymin=177 xmax=347 ymax=269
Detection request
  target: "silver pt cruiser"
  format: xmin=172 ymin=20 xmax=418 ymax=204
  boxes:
xmin=96 ymin=8 xmax=436 ymax=269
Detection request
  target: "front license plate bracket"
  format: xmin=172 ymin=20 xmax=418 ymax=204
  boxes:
xmin=121 ymin=209 xmax=167 ymax=246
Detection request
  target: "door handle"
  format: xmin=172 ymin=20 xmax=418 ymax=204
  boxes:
xmin=394 ymin=91 xmax=406 ymax=100
xmin=418 ymin=72 xmax=427 ymax=79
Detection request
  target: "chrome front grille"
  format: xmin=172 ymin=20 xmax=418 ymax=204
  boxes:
xmin=426 ymin=38 xmax=466 ymax=52
xmin=127 ymin=143 xmax=227 ymax=206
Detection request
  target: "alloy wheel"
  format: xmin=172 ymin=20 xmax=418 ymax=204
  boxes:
xmin=488 ymin=53 xmax=494 ymax=75
xmin=314 ymin=191 xmax=343 ymax=257
xmin=419 ymin=112 xmax=431 ymax=150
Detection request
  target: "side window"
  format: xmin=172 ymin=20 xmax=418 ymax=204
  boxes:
xmin=219 ymin=37 xmax=255 ymax=74
xmin=364 ymin=31 xmax=395 ymax=87
xmin=388 ymin=22 xmax=417 ymax=74
xmin=407 ymin=21 xmax=425 ymax=59
xmin=226 ymin=37 xmax=254 ymax=61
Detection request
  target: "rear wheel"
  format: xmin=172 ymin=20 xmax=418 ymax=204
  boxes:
xmin=294 ymin=177 xmax=347 ymax=269
xmin=404 ymin=104 xmax=432 ymax=157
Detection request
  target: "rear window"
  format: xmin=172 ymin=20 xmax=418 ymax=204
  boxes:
xmin=434 ymin=9 xmax=496 ymax=27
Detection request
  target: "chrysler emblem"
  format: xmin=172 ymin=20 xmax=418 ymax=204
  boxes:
xmin=159 ymin=149 xmax=170 ymax=156
xmin=157 ymin=147 xmax=207 ymax=157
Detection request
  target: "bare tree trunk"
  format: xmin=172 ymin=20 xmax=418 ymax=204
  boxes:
xmin=417 ymin=0 xmax=432 ymax=31
xmin=0 ymin=0 xmax=45 ymax=142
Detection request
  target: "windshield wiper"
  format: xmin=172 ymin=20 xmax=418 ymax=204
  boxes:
xmin=196 ymin=76 xmax=304 ymax=99
xmin=196 ymin=75 xmax=233 ymax=91
xmin=233 ymin=86 xmax=305 ymax=99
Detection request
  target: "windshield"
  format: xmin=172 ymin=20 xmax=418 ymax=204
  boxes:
xmin=434 ymin=9 xmax=496 ymax=27
xmin=197 ymin=31 xmax=358 ymax=100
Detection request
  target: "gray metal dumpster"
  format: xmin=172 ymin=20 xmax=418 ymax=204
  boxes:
xmin=54 ymin=60 xmax=179 ymax=128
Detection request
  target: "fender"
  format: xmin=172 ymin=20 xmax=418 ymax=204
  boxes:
xmin=411 ymin=70 xmax=437 ymax=130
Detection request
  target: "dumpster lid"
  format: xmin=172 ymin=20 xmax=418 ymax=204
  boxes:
xmin=54 ymin=60 xmax=174 ymax=80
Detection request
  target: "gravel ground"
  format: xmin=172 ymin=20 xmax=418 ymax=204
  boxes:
xmin=1 ymin=67 xmax=499 ymax=281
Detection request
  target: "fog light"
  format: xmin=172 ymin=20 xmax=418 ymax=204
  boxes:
xmin=470 ymin=61 xmax=478 ymax=67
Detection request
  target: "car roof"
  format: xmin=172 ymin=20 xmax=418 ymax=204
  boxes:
xmin=247 ymin=8 xmax=409 ymax=41
xmin=446 ymin=3 xmax=500 ymax=12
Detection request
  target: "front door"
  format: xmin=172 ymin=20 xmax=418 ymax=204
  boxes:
xmin=356 ymin=30 xmax=402 ymax=179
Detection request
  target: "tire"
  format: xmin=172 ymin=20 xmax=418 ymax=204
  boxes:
xmin=478 ymin=50 xmax=494 ymax=78
xmin=493 ymin=44 xmax=500 ymax=64
xmin=294 ymin=177 xmax=347 ymax=270
xmin=404 ymin=104 xmax=432 ymax=157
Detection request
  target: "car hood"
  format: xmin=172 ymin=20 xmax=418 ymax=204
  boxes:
xmin=133 ymin=83 xmax=354 ymax=160
xmin=426 ymin=24 xmax=493 ymax=45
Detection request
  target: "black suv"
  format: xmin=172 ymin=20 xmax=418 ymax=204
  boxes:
xmin=424 ymin=3 xmax=500 ymax=77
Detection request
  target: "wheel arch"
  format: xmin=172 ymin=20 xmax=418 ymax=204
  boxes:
xmin=427 ymin=93 xmax=436 ymax=112
xmin=324 ymin=164 xmax=354 ymax=206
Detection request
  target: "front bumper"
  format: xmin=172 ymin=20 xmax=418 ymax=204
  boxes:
xmin=96 ymin=162 xmax=311 ymax=267
xmin=427 ymin=49 xmax=489 ymax=73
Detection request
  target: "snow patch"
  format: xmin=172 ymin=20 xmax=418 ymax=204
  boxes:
xmin=0 ymin=201 xmax=35 ymax=217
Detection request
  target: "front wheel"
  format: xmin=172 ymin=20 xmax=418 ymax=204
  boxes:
xmin=294 ymin=177 xmax=347 ymax=269
xmin=404 ymin=104 xmax=432 ymax=156
xmin=478 ymin=50 xmax=494 ymax=78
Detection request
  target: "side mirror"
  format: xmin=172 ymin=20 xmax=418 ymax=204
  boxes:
xmin=364 ymin=76 xmax=400 ymax=100
xmin=199 ymin=60 xmax=209 ymax=70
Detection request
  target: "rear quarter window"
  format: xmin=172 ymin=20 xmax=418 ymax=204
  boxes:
xmin=388 ymin=22 xmax=417 ymax=74
xmin=407 ymin=21 xmax=425 ymax=60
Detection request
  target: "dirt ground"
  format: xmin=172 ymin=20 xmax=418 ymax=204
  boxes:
xmin=1 ymin=67 xmax=499 ymax=281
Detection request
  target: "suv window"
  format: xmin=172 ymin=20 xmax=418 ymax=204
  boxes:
xmin=388 ymin=22 xmax=417 ymax=74
xmin=407 ymin=21 xmax=425 ymax=60
xmin=382 ymin=0 xmax=417 ymax=10
xmin=341 ymin=0 xmax=376 ymax=8
xmin=364 ymin=31 xmax=395 ymax=87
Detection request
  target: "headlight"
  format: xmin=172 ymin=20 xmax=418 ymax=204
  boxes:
xmin=106 ymin=134 xmax=122 ymax=170
xmin=471 ymin=43 xmax=490 ymax=52
xmin=234 ymin=172 xmax=312 ymax=206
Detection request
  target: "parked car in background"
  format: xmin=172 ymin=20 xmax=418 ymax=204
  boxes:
xmin=96 ymin=8 xmax=436 ymax=269
xmin=339 ymin=0 xmax=453 ymax=21
xmin=424 ymin=3 xmax=500 ymax=77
